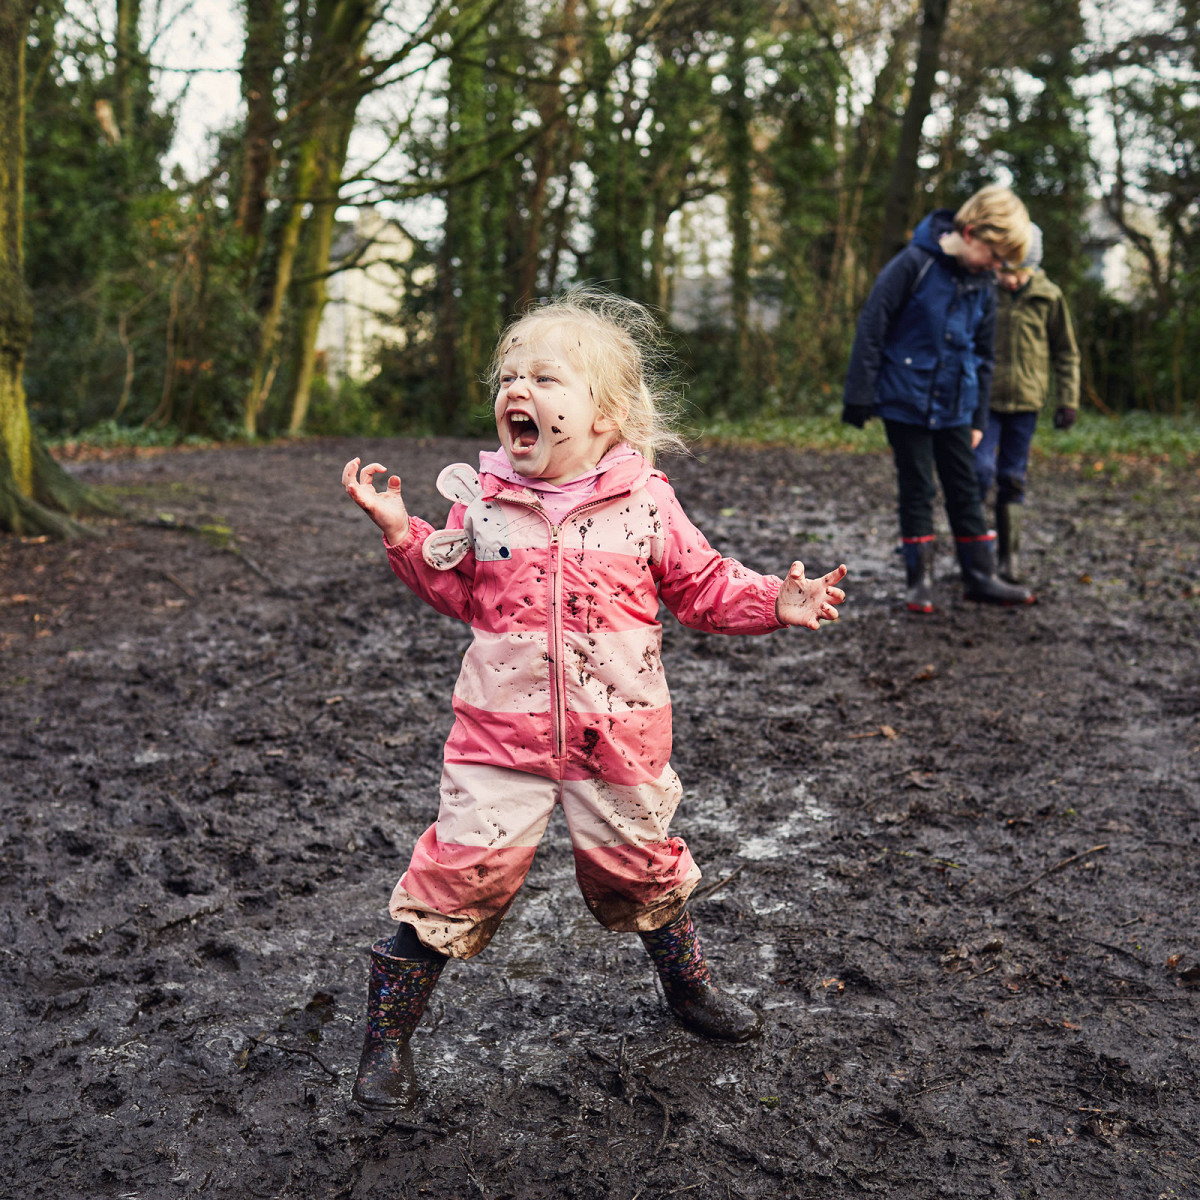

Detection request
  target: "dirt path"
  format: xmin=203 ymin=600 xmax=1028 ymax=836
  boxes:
xmin=2 ymin=437 xmax=1198 ymax=1199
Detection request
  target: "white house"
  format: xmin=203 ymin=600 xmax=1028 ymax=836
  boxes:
xmin=1082 ymin=199 xmax=1169 ymax=303
xmin=315 ymin=207 xmax=410 ymax=384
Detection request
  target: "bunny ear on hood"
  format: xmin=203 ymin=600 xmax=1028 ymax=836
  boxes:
xmin=421 ymin=464 xmax=482 ymax=570
xmin=435 ymin=463 xmax=482 ymax=505
xmin=422 ymin=527 xmax=472 ymax=571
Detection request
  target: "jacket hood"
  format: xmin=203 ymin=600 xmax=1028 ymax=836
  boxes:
xmin=911 ymin=209 xmax=958 ymax=259
xmin=477 ymin=443 xmax=653 ymax=501
xmin=1014 ymin=270 xmax=1060 ymax=301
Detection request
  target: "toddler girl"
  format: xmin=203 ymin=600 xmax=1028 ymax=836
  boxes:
xmin=342 ymin=288 xmax=847 ymax=1109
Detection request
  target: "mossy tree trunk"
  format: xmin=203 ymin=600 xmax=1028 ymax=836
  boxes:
xmin=722 ymin=0 xmax=754 ymax=416
xmin=0 ymin=2 xmax=113 ymax=537
xmin=285 ymin=108 xmax=354 ymax=435
xmin=876 ymin=0 xmax=951 ymax=266
xmin=236 ymin=0 xmax=282 ymax=270
xmin=242 ymin=0 xmax=374 ymax=437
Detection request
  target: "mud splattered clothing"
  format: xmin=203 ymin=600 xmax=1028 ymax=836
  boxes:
xmin=382 ymin=447 xmax=785 ymax=958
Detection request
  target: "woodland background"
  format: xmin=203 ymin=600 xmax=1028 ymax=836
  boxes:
xmin=0 ymin=0 xmax=1198 ymax=522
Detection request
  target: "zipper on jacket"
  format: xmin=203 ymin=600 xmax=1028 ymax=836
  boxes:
xmin=548 ymin=523 xmax=566 ymax=761
xmin=495 ymin=488 xmax=629 ymax=767
xmin=548 ymin=494 xmax=613 ymax=763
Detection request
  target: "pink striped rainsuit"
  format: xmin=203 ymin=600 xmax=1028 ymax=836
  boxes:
xmin=383 ymin=448 xmax=784 ymax=958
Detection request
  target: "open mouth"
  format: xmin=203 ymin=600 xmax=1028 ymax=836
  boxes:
xmin=508 ymin=411 xmax=540 ymax=450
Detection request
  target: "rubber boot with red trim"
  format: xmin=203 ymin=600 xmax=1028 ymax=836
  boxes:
xmin=955 ymin=533 xmax=1035 ymax=605
xmin=351 ymin=932 xmax=446 ymax=1110
xmin=901 ymin=536 xmax=936 ymax=613
xmin=639 ymin=909 xmax=762 ymax=1042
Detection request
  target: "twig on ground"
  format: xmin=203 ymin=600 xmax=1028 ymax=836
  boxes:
xmin=247 ymin=665 xmax=304 ymax=690
xmin=349 ymin=743 xmax=391 ymax=771
xmin=1000 ymin=844 xmax=1109 ymax=902
xmin=646 ymin=1085 xmax=671 ymax=1154
xmin=690 ymin=866 xmax=744 ymax=902
xmin=234 ymin=548 xmax=272 ymax=583
xmin=245 ymin=1032 xmax=339 ymax=1079
xmin=162 ymin=570 xmax=196 ymax=598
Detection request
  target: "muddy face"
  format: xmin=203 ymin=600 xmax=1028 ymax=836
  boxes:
xmin=493 ymin=330 xmax=618 ymax=485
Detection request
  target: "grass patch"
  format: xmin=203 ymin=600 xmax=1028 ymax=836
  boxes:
xmin=692 ymin=409 xmax=1200 ymax=466
xmin=48 ymin=420 xmax=220 ymax=459
xmin=691 ymin=411 xmax=888 ymax=453
xmin=1038 ymin=410 xmax=1200 ymax=467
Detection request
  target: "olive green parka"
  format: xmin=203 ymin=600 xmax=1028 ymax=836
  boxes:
xmin=990 ymin=271 xmax=1080 ymax=414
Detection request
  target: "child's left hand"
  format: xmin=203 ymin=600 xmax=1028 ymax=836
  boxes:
xmin=776 ymin=562 xmax=847 ymax=629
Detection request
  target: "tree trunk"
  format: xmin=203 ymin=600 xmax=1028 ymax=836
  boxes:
xmin=114 ymin=0 xmax=142 ymax=144
xmin=0 ymin=2 xmax=113 ymax=536
xmin=286 ymin=114 xmax=353 ymax=435
xmin=242 ymin=0 xmax=374 ymax=436
xmin=236 ymin=0 xmax=281 ymax=265
xmin=723 ymin=0 xmax=753 ymax=415
xmin=877 ymin=0 xmax=951 ymax=265
xmin=243 ymin=140 xmax=317 ymax=435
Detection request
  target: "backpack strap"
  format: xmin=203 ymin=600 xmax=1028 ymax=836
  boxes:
xmin=909 ymin=250 xmax=935 ymax=299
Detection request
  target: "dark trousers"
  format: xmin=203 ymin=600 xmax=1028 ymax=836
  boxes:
xmin=974 ymin=409 xmax=1039 ymax=505
xmin=884 ymin=419 xmax=987 ymax=540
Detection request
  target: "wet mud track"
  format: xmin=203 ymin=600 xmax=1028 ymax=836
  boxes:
xmin=2 ymin=437 xmax=1199 ymax=1199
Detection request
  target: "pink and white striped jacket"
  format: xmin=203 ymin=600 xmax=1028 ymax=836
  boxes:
xmin=385 ymin=450 xmax=784 ymax=785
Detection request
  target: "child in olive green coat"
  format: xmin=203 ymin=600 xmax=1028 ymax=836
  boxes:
xmin=974 ymin=224 xmax=1080 ymax=582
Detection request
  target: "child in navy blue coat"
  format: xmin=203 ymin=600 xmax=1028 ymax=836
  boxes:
xmin=843 ymin=185 xmax=1035 ymax=612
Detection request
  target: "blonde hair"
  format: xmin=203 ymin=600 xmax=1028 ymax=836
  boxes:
xmin=955 ymin=185 xmax=1032 ymax=268
xmin=488 ymin=287 xmax=685 ymax=465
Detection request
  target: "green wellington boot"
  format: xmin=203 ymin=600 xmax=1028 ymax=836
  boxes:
xmin=995 ymin=502 xmax=1023 ymax=583
xmin=639 ymin=909 xmax=762 ymax=1042
xmin=351 ymin=940 xmax=445 ymax=1110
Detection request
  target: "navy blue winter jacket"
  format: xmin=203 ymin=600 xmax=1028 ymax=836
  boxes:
xmin=843 ymin=210 xmax=997 ymax=430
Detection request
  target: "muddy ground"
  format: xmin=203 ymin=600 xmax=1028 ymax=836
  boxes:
xmin=2 ymin=436 xmax=1199 ymax=1200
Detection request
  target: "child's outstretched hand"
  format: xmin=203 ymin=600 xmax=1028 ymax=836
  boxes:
xmin=342 ymin=457 xmax=410 ymax=546
xmin=776 ymin=562 xmax=847 ymax=629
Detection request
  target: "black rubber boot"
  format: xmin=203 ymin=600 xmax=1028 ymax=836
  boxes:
xmin=901 ymin=537 xmax=936 ymax=613
xmin=351 ymin=939 xmax=445 ymax=1109
xmin=995 ymin=503 xmax=1022 ymax=583
xmin=638 ymin=910 xmax=762 ymax=1042
xmin=956 ymin=535 xmax=1035 ymax=606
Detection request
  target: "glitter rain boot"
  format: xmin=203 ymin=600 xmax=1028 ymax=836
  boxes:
xmin=351 ymin=939 xmax=445 ymax=1109
xmin=639 ymin=909 xmax=762 ymax=1042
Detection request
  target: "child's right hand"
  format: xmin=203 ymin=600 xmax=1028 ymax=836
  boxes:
xmin=342 ymin=457 xmax=411 ymax=546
